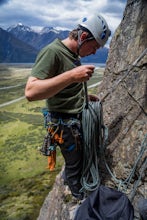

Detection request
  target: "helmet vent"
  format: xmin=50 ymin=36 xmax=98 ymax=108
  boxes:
xmin=82 ymin=17 xmax=87 ymax=22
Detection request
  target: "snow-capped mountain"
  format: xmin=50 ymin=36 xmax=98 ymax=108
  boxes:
xmin=7 ymin=23 xmax=33 ymax=33
xmin=1 ymin=23 xmax=109 ymax=63
xmin=0 ymin=27 xmax=38 ymax=63
xmin=6 ymin=23 xmax=69 ymax=50
xmin=40 ymin=26 xmax=60 ymax=34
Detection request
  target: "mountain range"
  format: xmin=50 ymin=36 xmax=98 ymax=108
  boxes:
xmin=0 ymin=23 xmax=109 ymax=63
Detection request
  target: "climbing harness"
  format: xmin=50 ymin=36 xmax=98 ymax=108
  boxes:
xmin=40 ymin=110 xmax=82 ymax=172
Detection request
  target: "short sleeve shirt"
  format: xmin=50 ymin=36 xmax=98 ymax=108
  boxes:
xmin=31 ymin=39 xmax=84 ymax=114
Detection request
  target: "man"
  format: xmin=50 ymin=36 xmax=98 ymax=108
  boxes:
xmin=25 ymin=14 xmax=111 ymax=200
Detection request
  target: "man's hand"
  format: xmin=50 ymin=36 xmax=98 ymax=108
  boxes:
xmin=88 ymin=94 xmax=99 ymax=102
xmin=71 ymin=65 xmax=95 ymax=82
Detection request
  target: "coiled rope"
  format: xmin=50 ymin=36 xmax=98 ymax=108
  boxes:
xmin=80 ymin=82 xmax=108 ymax=192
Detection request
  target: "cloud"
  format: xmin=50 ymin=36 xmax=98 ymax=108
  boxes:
xmin=0 ymin=0 xmax=127 ymax=35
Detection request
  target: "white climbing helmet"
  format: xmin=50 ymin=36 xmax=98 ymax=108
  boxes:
xmin=78 ymin=14 xmax=111 ymax=47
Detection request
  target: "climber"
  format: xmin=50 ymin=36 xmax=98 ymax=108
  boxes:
xmin=25 ymin=13 xmax=111 ymax=200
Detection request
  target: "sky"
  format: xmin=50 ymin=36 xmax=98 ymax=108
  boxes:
xmin=0 ymin=0 xmax=127 ymax=45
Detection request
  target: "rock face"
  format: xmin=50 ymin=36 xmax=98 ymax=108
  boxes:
xmin=98 ymin=0 xmax=147 ymax=218
xmin=37 ymin=0 xmax=147 ymax=219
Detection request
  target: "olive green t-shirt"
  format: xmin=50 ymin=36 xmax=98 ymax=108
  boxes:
xmin=31 ymin=39 xmax=84 ymax=114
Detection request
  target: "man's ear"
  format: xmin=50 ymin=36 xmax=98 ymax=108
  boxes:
xmin=80 ymin=32 xmax=89 ymax=41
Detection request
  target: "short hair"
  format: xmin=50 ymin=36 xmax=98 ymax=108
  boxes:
xmin=69 ymin=29 xmax=79 ymax=40
xmin=69 ymin=26 xmax=93 ymax=40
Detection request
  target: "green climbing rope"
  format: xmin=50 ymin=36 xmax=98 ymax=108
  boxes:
xmin=80 ymin=94 xmax=108 ymax=192
xmin=102 ymin=133 xmax=147 ymax=201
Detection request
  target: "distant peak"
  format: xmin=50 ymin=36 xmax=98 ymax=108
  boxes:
xmin=7 ymin=23 xmax=33 ymax=32
xmin=40 ymin=26 xmax=60 ymax=34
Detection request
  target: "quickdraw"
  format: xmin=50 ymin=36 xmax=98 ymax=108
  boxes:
xmin=39 ymin=122 xmax=63 ymax=171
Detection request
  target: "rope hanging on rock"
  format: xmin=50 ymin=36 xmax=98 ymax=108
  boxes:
xmin=80 ymin=82 xmax=108 ymax=192
xmin=81 ymin=48 xmax=147 ymax=194
xmin=102 ymin=133 xmax=147 ymax=202
xmin=101 ymin=48 xmax=147 ymax=102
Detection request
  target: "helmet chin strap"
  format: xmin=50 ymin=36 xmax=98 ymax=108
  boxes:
xmin=77 ymin=29 xmax=94 ymax=55
xmin=77 ymin=30 xmax=83 ymax=55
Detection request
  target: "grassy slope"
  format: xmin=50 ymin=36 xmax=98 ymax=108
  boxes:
xmin=0 ymin=66 xmax=63 ymax=220
xmin=0 ymin=65 xmax=104 ymax=220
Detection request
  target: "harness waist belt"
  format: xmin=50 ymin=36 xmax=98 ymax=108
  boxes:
xmin=49 ymin=111 xmax=82 ymax=119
